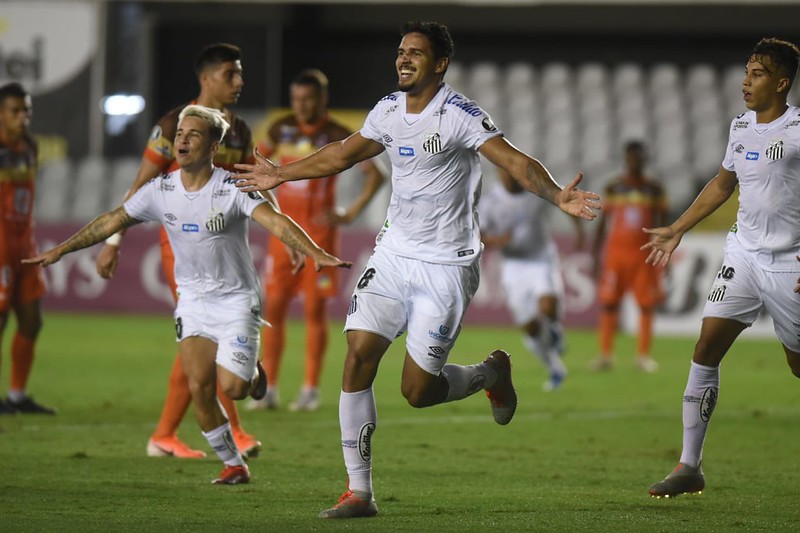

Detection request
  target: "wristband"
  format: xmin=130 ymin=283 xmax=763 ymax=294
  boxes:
xmin=105 ymin=232 xmax=122 ymax=247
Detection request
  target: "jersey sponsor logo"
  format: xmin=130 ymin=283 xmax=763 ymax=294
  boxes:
xmin=205 ymin=209 xmax=225 ymax=233
xmin=433 ymin=107 xmax=447 ymax=117
xmin=716 ymin=264 xmax=735 ymax=281
xmin=427 ymin=327 xmax=454 ymax=344
xmin=786 ymin=120 xmax=800 ymax=128
xmin=212 ymin=189 xmax=231 ymax=198
xmin=358 ymin=422 xmax=376 ymax=462
xmin=733 ymin=120 xmax=749 ymax=130
xmin=765 ymin=139 xmax=784 ymax=160
xmin=422 ymin=131 xmax=443 ymax=154
xmin=734 ymin=143 xmax=745 ymax=153
xmin=482 ymin=117 xmax=497 ymax=132
xmin=160 ymin=182 xmax=175 ymax=192
xmin=457 ymin=248 xmax=475 ymax=257
xmin=445 ymin=93 xmax=483 ymax=117
xmin=707 ymin=284 xmax=726 ymax=302
xmin=380 ymin=93 xmax=398 ymax=101
xmin=745 ymin=151 xmax=759 ymax=160
xmin=399 ymin=146 xmax=415 ymax=156
xmin=182 ymin=223 xmax=199 ymax=232
xmin=383 ymin=104 xmax=398 ymax=117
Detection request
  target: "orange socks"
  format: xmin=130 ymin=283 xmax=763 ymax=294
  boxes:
xmin=10 ymin=333 xmax=35 ymax=391
xmin=638 ymin=310 xmax=654 ymax=356
xmin=598 ymin=310 xmax=618 ymax=358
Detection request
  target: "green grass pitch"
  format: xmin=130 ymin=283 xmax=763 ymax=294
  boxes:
xmin=2 ymin=312 xmax=799 ymax=531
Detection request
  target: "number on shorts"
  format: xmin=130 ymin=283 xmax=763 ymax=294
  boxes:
xmin=357 ymin=267 xmax=376 ymax=289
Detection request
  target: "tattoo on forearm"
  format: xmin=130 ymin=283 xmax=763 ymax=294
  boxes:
xmin=61 ymin=207 xmax=139 ymax=254
xmin=280 ymin=224 xmax=316 ymax=256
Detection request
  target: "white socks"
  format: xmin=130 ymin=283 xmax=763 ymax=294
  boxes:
xmin=679 ymin=361 xmax=720 ymax=467
xmin=202 ymin=422 xmax=245 ymax=467
xmin=441 ymin=361 xmax=498 ymax=403
xmin=339 ymin=388 xmax=378 ymax=494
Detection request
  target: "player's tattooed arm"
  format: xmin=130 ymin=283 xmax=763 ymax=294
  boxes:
xmin=23 ymin=207 xmax=141 ymax=267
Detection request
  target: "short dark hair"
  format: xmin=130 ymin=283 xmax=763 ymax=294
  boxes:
xmin=751 ymin=38 xmax=800 ymax=90
xmin=291 ymin=69 xmax=329 ymax=93
xmin=194 ymin=43 xmax=242 ymax=78
xmin=625 ymin=140 xmax=646 ymax=154
xmin=0 ymin=82 xmax=29 ymax=106
xmin=400 ymin=21 xmax=455 ymax=63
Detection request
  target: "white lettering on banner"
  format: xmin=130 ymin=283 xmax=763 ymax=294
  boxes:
xmin=0 ymin=2 xmax=98 ymax=94
xmin=38 ymin=240 xmax=107 ymax=298
xmin=141 ymin=245 xmax=173 ymax=306
xmin=562 ymin=252 xmax=595 ymax=313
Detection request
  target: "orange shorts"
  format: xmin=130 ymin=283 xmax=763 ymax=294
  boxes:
xmin=0 ymin=241 xmax=46 ymax=312
xmin=598 ymin=249 xmax=664 ymax=308
xmin=264 ymin=236 xmax=338 ymax=300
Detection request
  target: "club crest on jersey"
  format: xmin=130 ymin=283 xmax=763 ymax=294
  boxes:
xmin=423 ymin=131 xmax=443 ymax=154
xmin=765 ymin=139 xmax=784 ymax=160
xmin=205 ymin=209 xmax=225 ymax=233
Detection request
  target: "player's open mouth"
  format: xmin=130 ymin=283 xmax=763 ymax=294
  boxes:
xmin=177 ymin=148 xmax=189 ymax=156
xmin=399 ymin=68 xmax=415 ymax=80
xmin=743 ymin=91 xmax=751 ymax=101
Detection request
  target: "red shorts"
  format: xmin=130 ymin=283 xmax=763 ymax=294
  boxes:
xmin=598 ymin=249 xmax=664 ymax=308
xmin=0 ymin=240 xmax=46 ymax=312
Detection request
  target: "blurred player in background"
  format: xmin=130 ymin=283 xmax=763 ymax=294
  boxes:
xmin=644 ymin=38 xmax=800 ymax=498
xmin=0 ymin=83 xmax=54 ymax=415
xmin=235 ymin=20 xmax=600 ymax=518
xmin=95 ymin=43 xmax=261 ymax=458
xmin=590 ymin=141 xmax=666 ymax=373
xmin=247 ymin=69 xmax=385 ymax=412
xmin=479 ymin=167 xmax=584 ymax=392
xmin=27 ymin=105 xmax=351 ymax=484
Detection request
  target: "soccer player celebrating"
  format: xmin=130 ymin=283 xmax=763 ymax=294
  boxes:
xmin=235 ymin=21 xmax=600 ymax=517
xmin=644 ymin=38 xmax=800 ymax=498
xmin=26 ymin=105 xmax=351 ymax=484
xmin=248 ymin=69 xmax=385 ymax=412
xmin=0 ymin=82 xmax=54 ymax=415
xmin=95 ymin=43 xmax=261 ymax=458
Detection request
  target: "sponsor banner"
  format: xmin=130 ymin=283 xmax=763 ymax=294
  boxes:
xmin=0 ymin=2 xmax=98 ymax=95
xmin=34 ymin=224 xmax=774 ymax=337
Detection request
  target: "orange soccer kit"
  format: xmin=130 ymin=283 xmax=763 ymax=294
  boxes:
xmin=597 ymin=178 xmax=667 ymax=357
xmin=143 ymin=102 xmax=256 ymax=451
xmin=258 ymin=114 xmax=351 ymax=390
xmin=0 ymin=129 xmax=46 ymax=393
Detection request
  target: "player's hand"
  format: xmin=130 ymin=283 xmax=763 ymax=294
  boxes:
xmin=286 ymin=245 xmax=306 ymax=275
xmin=96 ymin=243 xmax=121 ymax=279
xmin=234 ymin=147 xmax=281 ymax=193
xmin=312 ymin=252 xmax=352 ymax=272
xmin=641 ymin=226 xmax=682 ymax=267
xmin=22 ymin=247 xmax=63 ymax=267
xmin=556 ymin=172 xmax=601 ymax=221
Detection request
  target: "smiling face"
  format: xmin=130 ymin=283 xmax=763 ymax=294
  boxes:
xmin=174 ymin=115 xmax=217 ymax=171
xmin=742 ymin=55 xmax=789 ymax=114
xmin=201 ymin=60 xmax=244 ymax=107
xmin=396 ymin=32 xmax=447 ymax=95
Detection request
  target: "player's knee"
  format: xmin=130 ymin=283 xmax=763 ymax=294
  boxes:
xmin=401 ymin=384 xmax=431 ymax=408
xmin=219 ymin=376 xmax=248 ymax=400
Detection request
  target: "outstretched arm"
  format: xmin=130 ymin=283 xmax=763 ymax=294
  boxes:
xmin=235 ymin=133 xmax=385 ymax=193
xmin=25 ymin=207 xmax=141 ymax=267
xmin=250 ymin=202 xmax=352 ymax=271
xmin=641 ymin=166 xmax=738 ymax=267
xmin=479 ymin=136 xmax=601 ymax=220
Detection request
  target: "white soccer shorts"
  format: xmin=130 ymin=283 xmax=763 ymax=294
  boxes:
xmin=344 ymin=247 xmax=480 ymax=375
xmin=500 ymin=255 xmax=564 ymax=326
xmin=175 ymin=296 xmax=262 ymax=381
xmin=702 ymin=234 xmax=800 ymax=352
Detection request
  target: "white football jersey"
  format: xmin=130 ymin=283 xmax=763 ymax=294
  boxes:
xmin=124 ymin=167 xmax=269 ymax=302
xmin=479 ymin=182 xmax=555 ymax=261
xmin=360 ymin=83 xmax=503 ymax=265
xmin=722 ymin=106 xmax=800 ymax=269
